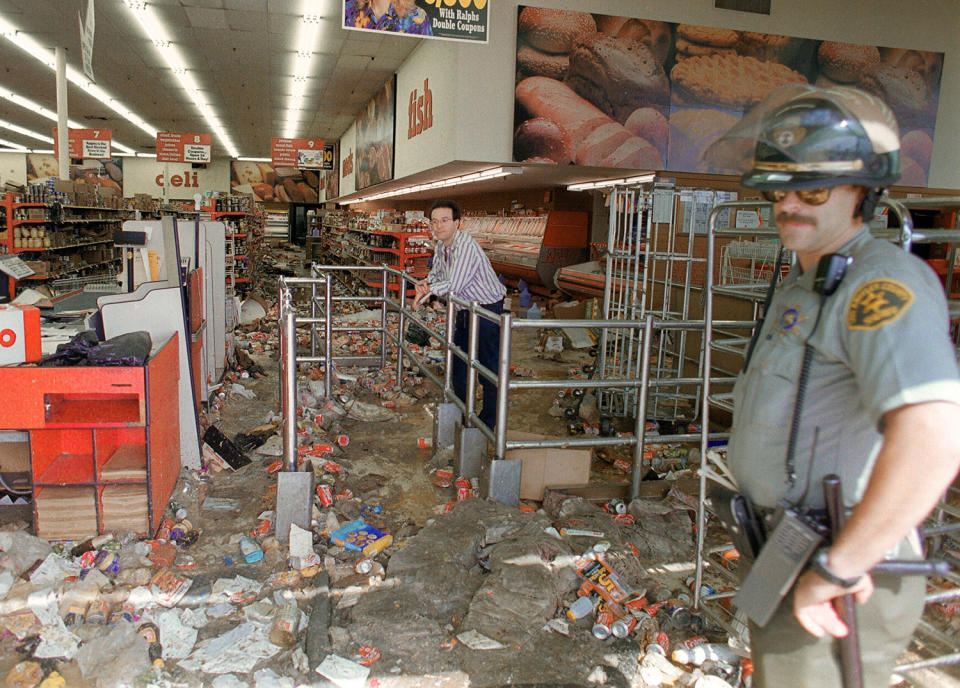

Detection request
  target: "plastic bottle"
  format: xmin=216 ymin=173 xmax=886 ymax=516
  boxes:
xmin=566 ymin=593 xmax=598 ymax=620
xmin=671 ymin=643 xmax=742 ymax=666
xmin=240 ymin=536 xmax=264 ymax=563
xmin=527 ymin=302 xmax=541 ymax=319
xmin=517 ymin=279 xmax=531 ymax=308
xmin=269 ymin=604 xmax=301 ymax=647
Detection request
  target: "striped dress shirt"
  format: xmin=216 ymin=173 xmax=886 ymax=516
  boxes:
xmin=426 ymin=229 xmax=506 ymax=308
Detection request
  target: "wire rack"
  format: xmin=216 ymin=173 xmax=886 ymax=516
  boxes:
xmin=49 ymin=274 xmax=121 ymax=295
xmin=720 ymin=239 xmax=784 ymax=285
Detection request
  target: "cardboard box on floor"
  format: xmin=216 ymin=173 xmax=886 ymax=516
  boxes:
xmin=504 ymin=431 xmax=591 ymax=501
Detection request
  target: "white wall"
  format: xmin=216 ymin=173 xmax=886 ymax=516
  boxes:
xmin=339 ymin=122 xmax=357 ymax=197
xmin=0 ymin=152 xmax=27 ymax=188
xmin=442 ymin=0 xmax=960 ymax=188
xmin=394 ymin=40 xmax=459 ymax=179
xmin=123 ymin=158 xmax=230 ymax=199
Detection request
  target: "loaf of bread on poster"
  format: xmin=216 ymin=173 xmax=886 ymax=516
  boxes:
xmin=515 ymin=76 xmax=662 ymax=168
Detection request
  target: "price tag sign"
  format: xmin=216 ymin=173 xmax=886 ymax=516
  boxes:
xmin=53 ymin=128 xmax=112 ymax=160
xmin=271 ymin=137 xmax=328 ymax=169
xmin=157 ymin=132 xmax=212 ymax=163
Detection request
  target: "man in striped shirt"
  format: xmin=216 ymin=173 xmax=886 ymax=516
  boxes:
xmin=415 ymin=199 xmax=506 ymax=430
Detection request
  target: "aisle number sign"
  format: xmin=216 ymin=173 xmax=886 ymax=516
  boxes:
xmin=271 ymin=138 xmax=332 ymax=169
xmin=53 ymin=128 xmax=112 ymax=160
xmin=156 ymin=132 xmax=213 ymax=164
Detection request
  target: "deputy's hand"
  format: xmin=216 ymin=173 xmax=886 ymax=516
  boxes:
xmin=793 ymin=569 xmax=874 ymax=638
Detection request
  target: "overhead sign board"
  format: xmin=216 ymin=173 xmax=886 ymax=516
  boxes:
xmin=343 ymin=0 xmax=488 ymax=43
xmin=53 ymin=128 xmax=112 ymax=160
xmin=156 ymin=132 xmax=213 ymax=164
xmin=271 ymin=137 xmax=332 ymax=169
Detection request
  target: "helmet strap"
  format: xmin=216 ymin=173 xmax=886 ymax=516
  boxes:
xmin=856 ymin=188 xmax=882 ymax=222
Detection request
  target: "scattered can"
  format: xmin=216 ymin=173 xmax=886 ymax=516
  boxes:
xmin=317 ymin=484 xmax=334 ymax=507
xmin=171 ymin=519 xmax=192 ymax=542
xmin=679 ymin=635 xmax=708 ymax=650
xmin=417 ymin=437 xmax=433 ymax=449
xmin=592 ymin=605 xmax=616 ymax=640
xmin=354 ymin=558 xmax=374 ymax=575
xmin=94 ymin=550 xmax=120 ymax=575
xmin=336 ymin=434 xmax=350 ymax=447
xmin=156 ymin=518 xmax=174 ymax=541
xmin=611 ymin=615 xmax=637 ymax=638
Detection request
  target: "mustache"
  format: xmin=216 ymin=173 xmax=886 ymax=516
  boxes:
xmin=776 ymin=212 xmax=817 ymax=226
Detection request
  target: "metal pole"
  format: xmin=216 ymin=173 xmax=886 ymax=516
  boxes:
xmin=310 ymin=280 xmax=317 ymax=359
xmin=324 ymin=273 xmax=333 ymax=399
xmin=55 ymin=47 xmax=69 ymax=180
xmin=631 ymin=316 xmax=654 ymax=499
xmin=495 ymin=313 xmax=512 ymax=459
xmin=695 ymin=206 xmax=720 ymax=609
xmin=397 ymin=270 xmax=408 ymax=378
xmin=282 ymin=295 xmax=298 ymax=472
xmin=444 ymin=298 xmax=456 ymax=402
xmin=383 ymin=267 xmax=392 ymax=371
xmin=465 ymin=302 xmax=480 ymax=427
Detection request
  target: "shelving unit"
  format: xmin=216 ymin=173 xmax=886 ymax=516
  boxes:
xmin=0 ymin=334 xmax=181 ymax=540
xmin=0 ymin=192 xmax=130 ymax=297
xmin=206 ymin=197 xmax=265 ymax=295
xmin=318 ymin=211 xmax=430 ymax=295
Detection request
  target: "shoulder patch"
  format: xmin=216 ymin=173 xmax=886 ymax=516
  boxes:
xmin=846 ymin=279 xmax=914 ymax=330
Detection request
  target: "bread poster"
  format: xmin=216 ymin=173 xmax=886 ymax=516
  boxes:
xmin=513 ymin=7 xmax=943 ymax=186
xmin=356 ymin=76 xmax=396 ymax=191
xmin=230 ymin=161 xmax=320 ymax=204
xmin=27 ymin=153 xmax=123 ymax=192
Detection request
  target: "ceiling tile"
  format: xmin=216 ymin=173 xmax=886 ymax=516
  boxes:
xmin=225 ymin=0 xmax=268 ymax=10
xmin=184 ymin=7 xmax=230 ymax=29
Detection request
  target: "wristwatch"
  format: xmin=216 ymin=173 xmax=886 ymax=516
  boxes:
xmin=809 ymin=548 xmax=862 ymax=588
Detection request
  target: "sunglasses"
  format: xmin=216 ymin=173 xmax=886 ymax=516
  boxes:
xmin=761 ymin=188 xmax=832 ymax=205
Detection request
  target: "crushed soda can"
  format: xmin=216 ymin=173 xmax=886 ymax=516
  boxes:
xmin=417 ymin=437 xmax=432 ymax=449
xmin=356 ymin=646 xmax=381 ymax=666
xmin=156 ymin=518 xmax=174 ymax=541
xmin=336 ymin=435 xmax=350 ymax=447
xmin=317 ymin=484 xmax=334 ymax=507
xmin=323 ymin=460 xmax=341 ymax=473
xmin=336 ymin=489 xmax=354 ymax=500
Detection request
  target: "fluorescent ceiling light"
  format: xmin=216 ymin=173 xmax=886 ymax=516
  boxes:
xmin=0 ymin=14 xmax=157 ymax=145
xmin=284 ymin=3 xmax=322 ymax=139
xmin=0 ymin=83 xmax=135 ymax=154
xmin=122 ymin=1 xmax=239 ymax=159
xmin=342 ymin=167 xmax=520 ymax=204
xmin=567 ymin=173 xmax=656 ymax=192
xmin=239 ymin=157 xmax=272 ymax=162
xmin=0 ymin=138 xmax=28 ymax=150
xmin=0 ymin=119 xmax=53 ymax=143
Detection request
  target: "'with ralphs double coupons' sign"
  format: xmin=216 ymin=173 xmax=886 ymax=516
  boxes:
xmin=343 ymin=0 xmax=487 ymax=43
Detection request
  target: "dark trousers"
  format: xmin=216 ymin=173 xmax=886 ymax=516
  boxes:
xmin=452 ymin=299 xmax=504 ymax=430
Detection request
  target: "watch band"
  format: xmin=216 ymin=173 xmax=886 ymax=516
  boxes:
xmin=809 ymin=548 xmax=862 ymax=588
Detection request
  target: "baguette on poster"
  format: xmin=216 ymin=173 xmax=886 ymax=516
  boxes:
xmin=515 ymin=76 xmax=662 ymax=168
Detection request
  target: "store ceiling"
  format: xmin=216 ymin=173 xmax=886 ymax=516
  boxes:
xmin=0 ymin=0 xmax=417 ymax=157
xmin=0 ymin=1 xmax=651 ymax=195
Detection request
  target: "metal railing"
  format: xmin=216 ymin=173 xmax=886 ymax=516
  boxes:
xmin=277 ymin=263 xmax=711 ymax=500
